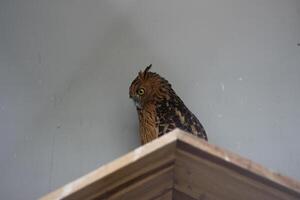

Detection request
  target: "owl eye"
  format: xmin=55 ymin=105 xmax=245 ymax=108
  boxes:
xmin=137 ymin=88 xmax=145 ymax=96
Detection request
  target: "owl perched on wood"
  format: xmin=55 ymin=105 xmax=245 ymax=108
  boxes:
xmin=129 ymin=64 xmax=207 ymax=144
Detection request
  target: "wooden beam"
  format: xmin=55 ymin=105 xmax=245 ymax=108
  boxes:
xmin=176 ymin=133 xmax=300 ymax=199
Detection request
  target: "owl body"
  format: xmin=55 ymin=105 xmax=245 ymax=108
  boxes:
xmin=130 ymin=65 xmax=207 ymax=144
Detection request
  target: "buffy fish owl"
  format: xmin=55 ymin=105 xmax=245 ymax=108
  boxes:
xmin=129 ymin=64 xmax=207 ymax=144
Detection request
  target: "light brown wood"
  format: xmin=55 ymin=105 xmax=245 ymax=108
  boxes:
xmin=40 ymin=129 xmax=300 ymax=200
xmin=107 ymin=165 xmax=173 ymax=200
xmin=174 ymin=149 xmax=298 ymax=200
xmin=176 ymin=133 xmax=300 ymax=196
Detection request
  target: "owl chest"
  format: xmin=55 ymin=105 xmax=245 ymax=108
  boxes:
xmin=138 ymin=104 xmax=159 ymax=144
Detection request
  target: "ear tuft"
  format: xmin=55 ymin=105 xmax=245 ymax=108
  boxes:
xmin=138 ymin=71 xmax=143 ymax=79
xmin=143 ymin=64 xmax=152 ymax=78
xmin=144 ymin=64 xmax=152 ymax=73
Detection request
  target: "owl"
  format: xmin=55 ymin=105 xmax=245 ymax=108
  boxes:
xmin=129 ymin=64 xmax=207 ymax=144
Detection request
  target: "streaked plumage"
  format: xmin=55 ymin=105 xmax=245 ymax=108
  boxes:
xmin=129 ymin=64 xmax=207 ymax=144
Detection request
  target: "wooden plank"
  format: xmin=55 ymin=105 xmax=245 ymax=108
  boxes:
xmin=40 ymin=133 xmax=177 ymax=200
xmin=174 ymin=149 xmax=299 ymax=200
xmin=153 ymin=189 xmax=173 ymax=200
xmin=107 ymin=166 xmax=173 ymax=200
xmin=176 ymin=132 xmax=300 ymax=197
xmin=173 ymin=189 xmax=197 ymax=200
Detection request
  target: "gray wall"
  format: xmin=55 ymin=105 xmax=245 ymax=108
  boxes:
xmin=1 ymin=0 xmax=300 ymax=199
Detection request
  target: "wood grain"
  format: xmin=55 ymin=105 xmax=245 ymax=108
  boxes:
xmin=175 ymin=149 xmax=298 ymax=200
xmin=105 ymin=165 xmax=173 ymax=200
xmin=176 ymin=132 xmax=300 ymax=198
xmin=173 ymin=189 xmax=197 ymax=200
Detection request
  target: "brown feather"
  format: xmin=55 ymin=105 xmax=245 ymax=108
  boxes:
xmin=138 ymin=104 xmax=158 ymax=144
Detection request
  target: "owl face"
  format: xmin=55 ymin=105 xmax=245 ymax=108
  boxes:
xmin=129 ymin=65 xmax=153 ymax=109
xmin=129 ymin=65 xmax=172 ymax=109
xmin=129 ymin=84 xmax=147 ymax=109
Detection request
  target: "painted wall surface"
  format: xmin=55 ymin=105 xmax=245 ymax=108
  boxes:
xmin=0 ymin=1 xmax=300 ymax=199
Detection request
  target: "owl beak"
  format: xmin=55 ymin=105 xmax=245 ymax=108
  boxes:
xmin=131 ymin=95 xmax=142 ymax=109
xmin=134 ymin=101 xmax=142 ymax=109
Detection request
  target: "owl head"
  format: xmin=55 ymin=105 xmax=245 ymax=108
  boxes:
xmin=129 ymin=64 xmax=172 ymax=109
